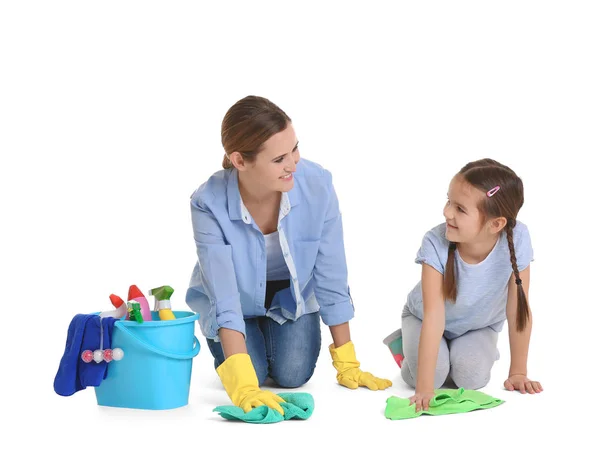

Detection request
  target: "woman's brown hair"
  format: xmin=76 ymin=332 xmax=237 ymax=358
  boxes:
xmin=220 ymin=96 xmax=291 ymax=169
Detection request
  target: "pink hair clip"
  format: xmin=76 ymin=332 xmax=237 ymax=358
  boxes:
xmin=487 ymin=185 xmax=500 ymax=197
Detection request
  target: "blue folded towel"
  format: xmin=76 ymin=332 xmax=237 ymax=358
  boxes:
xmin=54 ymin=314 xmax=117 ymax=396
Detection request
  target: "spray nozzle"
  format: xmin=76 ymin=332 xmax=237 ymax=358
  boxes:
xmin=127 ymin=300 xmax=144 ymax=323
xmin=148 ymin=285 xmax=174 ymax=311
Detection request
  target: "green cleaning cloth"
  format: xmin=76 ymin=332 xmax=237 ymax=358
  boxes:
xmin=385 ymin=388 xmax=504 ymax=420
xmin=213 ymin=392 xmax=314 ymax=424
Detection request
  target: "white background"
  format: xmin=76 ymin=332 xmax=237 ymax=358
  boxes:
xmin=2 ymin=1 xmax=598 ymax=461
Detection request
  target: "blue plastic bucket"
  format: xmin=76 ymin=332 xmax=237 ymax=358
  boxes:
xmin=94 ymin=311 xmax=200 ymax=410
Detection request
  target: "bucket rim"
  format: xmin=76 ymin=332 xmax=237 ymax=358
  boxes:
xmin=91 ymin=310 xmax=199 ymax=327
xmin=115 ymin=310 xmax=199 ymax=328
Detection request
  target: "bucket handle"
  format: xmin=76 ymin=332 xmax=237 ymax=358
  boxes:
xmin=116 ymin=323 xmax=201 ymax=360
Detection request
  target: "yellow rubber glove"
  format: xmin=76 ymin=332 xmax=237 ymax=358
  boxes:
xmin=216 ymin=353 xmax=286 ymax=415
xmin=329 ymin=341 xmax=392 ymax=390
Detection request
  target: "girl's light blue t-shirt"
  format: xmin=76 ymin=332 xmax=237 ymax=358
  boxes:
xmin=405 ymin=221 xmax=534 ymax=339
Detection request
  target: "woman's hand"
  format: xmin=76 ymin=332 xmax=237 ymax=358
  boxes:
xmin=329 ymin=341 xmax=392 ymax=390
xmin=504 ymin=374 xmax=543 ymax=394
xmin=409 ymin=389 xmax=436 ymax=412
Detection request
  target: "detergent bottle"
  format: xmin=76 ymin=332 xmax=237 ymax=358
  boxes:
xmin=149 ymin=285 xmax=176 ymax=320
xmin=100 ymin=294 xmax=128 ymax=319
xmin=127 ymin=300 xmax=144 ymax=323
xmin=128 ymin=284 xmax=152 ymax=321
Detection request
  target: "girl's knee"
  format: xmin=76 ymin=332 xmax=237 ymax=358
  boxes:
xmin=401 ymin=357 xmax=449 ymax=389
xmin=433 ymin=361 xmax=450 ymax=389
xmin=452 ymin=374 xmax=491 ymax=390
xmin=401 ymin=364 xmax=416 ymax=388
xmin=450 ymin=357 xmax=492 ymax=390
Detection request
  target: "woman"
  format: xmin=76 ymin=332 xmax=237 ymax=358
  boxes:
xmin=185 ymin=95 xmax=391 ymax=415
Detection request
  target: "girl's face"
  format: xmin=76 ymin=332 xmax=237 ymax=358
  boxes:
xmin=238 ymin=123 xmax=300 ymax=194
xmin=443 ymin=176 xmax=489 ymax=243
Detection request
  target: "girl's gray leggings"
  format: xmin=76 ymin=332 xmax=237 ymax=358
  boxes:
xmin=400 ymin=311 xmax=500 ymax=390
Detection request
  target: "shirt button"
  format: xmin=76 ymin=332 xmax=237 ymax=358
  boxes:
xmin=260 ymin=282 xmax=263 ymax=288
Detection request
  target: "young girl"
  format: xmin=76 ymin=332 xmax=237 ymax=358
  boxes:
xmin=388 ymin=158 xmax=542 ymax=412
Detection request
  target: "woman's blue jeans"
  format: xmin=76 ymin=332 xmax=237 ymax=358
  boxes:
xmin=206 ymin=280 xmax=321 ymax=387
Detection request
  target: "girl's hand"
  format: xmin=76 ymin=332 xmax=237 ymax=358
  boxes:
xmin=409 ymin=390 xmax=436 ymax=412
xmin=504 ymin=374 xmax=543 ymax=394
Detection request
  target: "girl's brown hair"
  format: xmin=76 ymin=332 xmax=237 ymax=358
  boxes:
xmin=220 ymin=96 xmax=291 ymax=169
xmin=444 ymin=158 xmax=530 ymax=331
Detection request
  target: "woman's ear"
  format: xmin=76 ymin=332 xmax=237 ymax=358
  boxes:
xmin=230 ymin=152 xmax=247 ymax=171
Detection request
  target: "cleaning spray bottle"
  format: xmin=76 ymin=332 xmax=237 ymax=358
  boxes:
xmin=128 ymin=284 xmax=152 ymax=321
xmin=100 ymin=294 xmax=128 ymax=319
xmin=149 ymin=285 xmax=176 ymax=320
xmin=127 ymin=300 xmax=144 ymax=323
